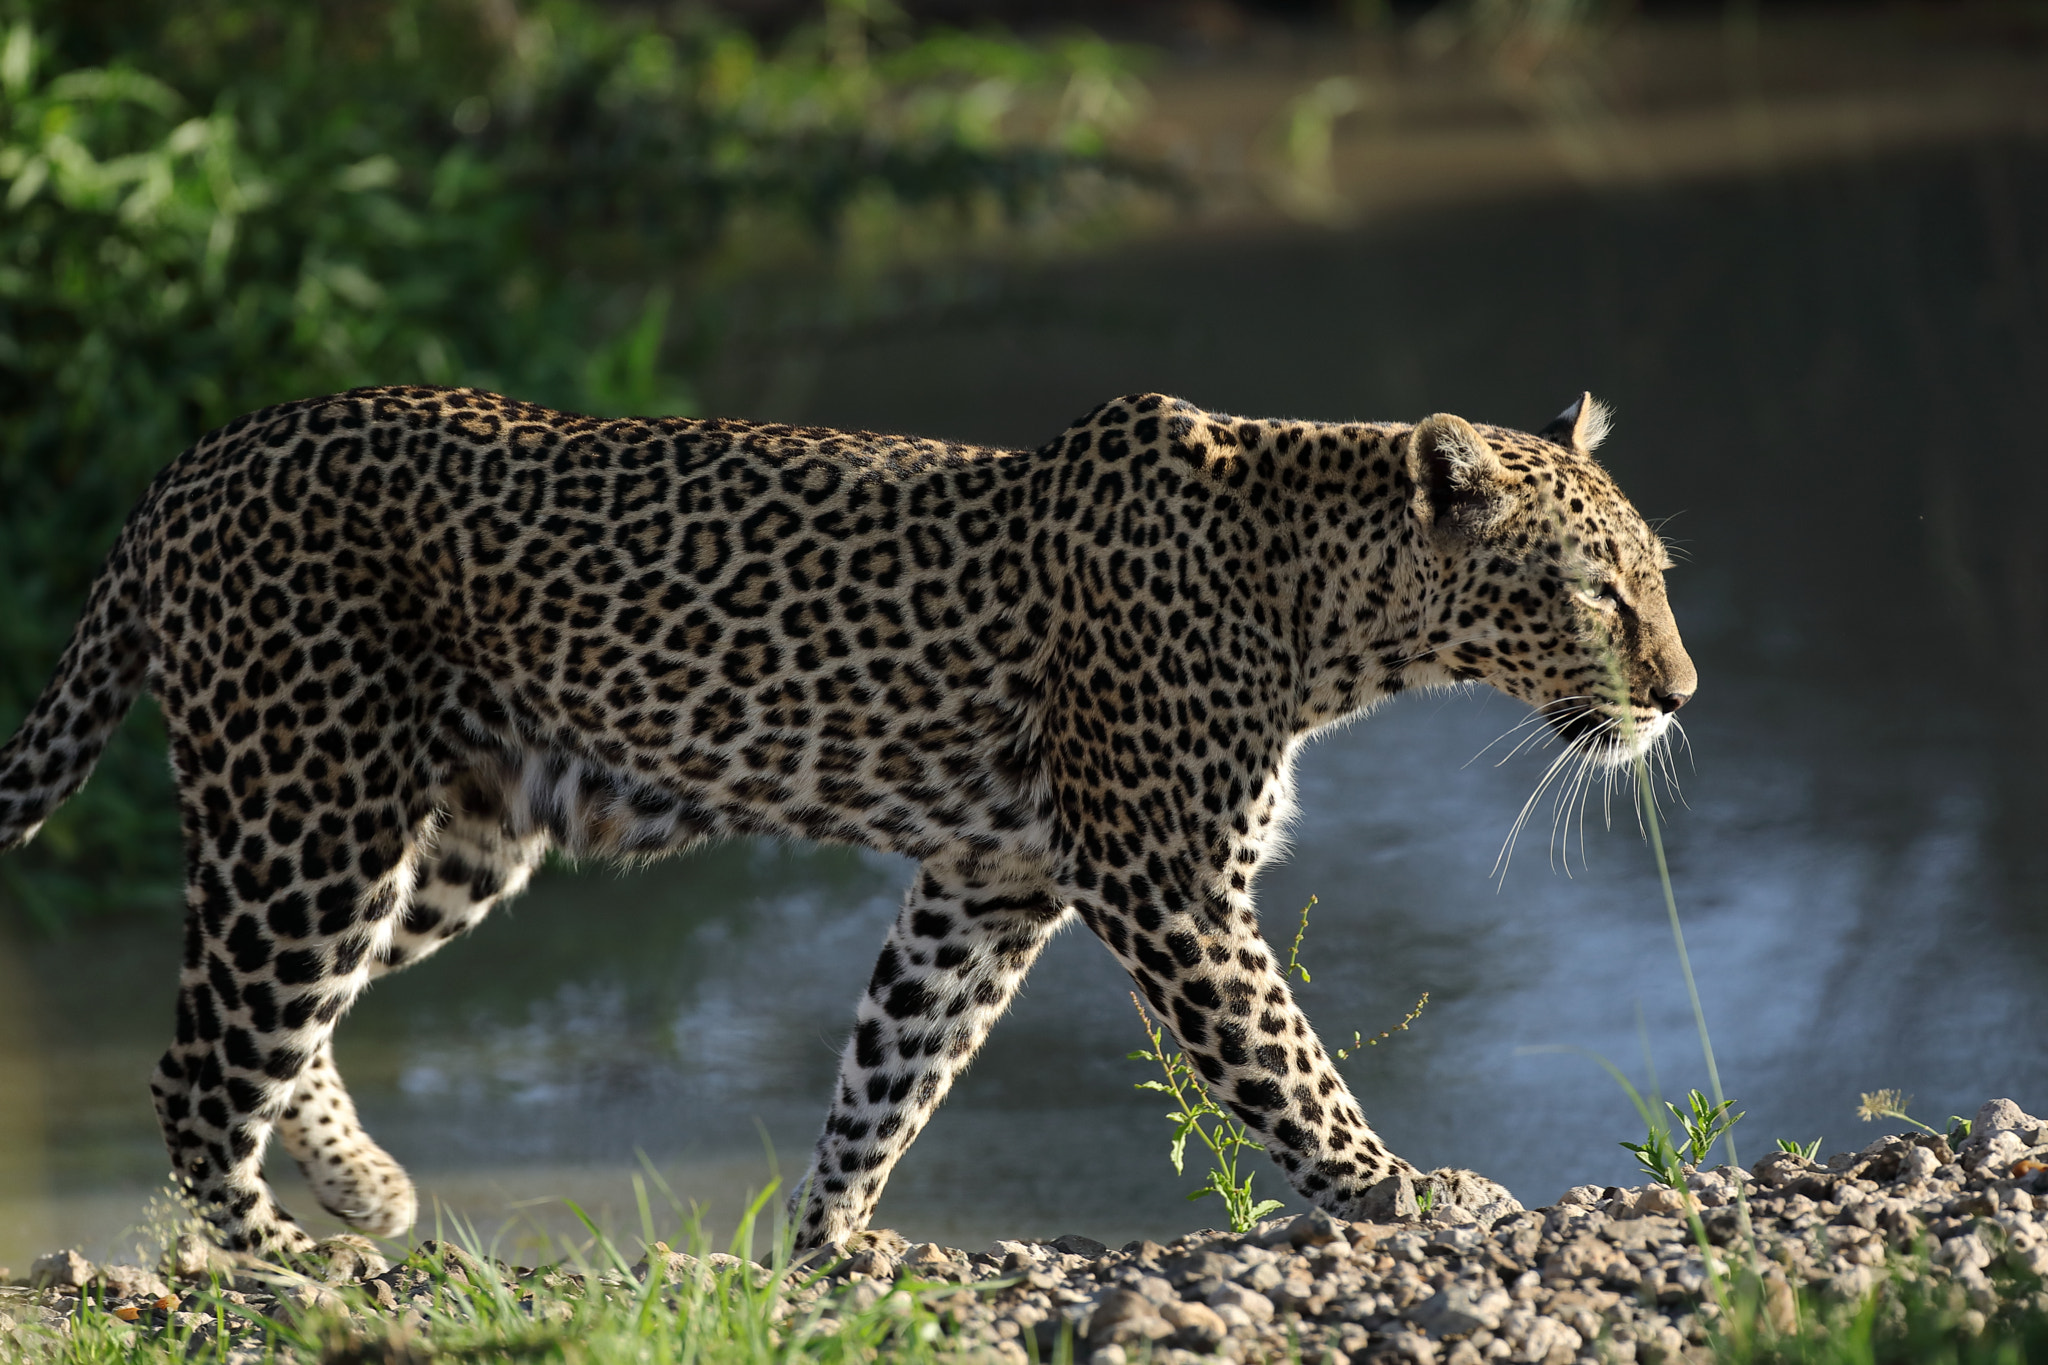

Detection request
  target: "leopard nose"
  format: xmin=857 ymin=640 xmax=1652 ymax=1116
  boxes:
xmin=1652 ymin=685 xmax=1691 ymax=714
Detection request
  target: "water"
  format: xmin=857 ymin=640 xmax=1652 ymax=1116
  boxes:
xmin=5 ymin=139 xmax=2047 ymax=1270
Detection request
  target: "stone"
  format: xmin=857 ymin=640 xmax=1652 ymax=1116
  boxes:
xmin=1630 ymin=1185 xmax=1689 ymax=1218
xmin=1165 ymin=1250 xmax=1232 ymax=1288
xmin=1087 ymin=1289 xmax=1174 ymax=1346
xmin=1513 ymin=1316 xmax=1582 ymax=1364
xmin=1087 ymin=1346 xmax=1127 ymax=1365
xmin=29 ymin=1250 xmax=92 ymax=1291
xmin=1160 ymin=1300 xmax=1228 ymax=1349
xmin=1972 ymin=1098 xmax=2037 ymax=1138
xmin=1361 ymin=1172 xmax=1421 ymax=1222
xmin=1206 ymin=1282 xmax=1275 ymax=1324
xmin=1965 ymin=1130 xmax=2029 ymax=1176
xmin=1052 ymin=1235 xmax=1108 ymax=1260
xmin=282 ymin=1282 xmax=347 ymax=1314
xmin=1368 ymin=1329 xmax=1439 ymax=1364
xmin=1897 ymin=1145 xmax=1941 ymax=1184
xmin=1241 ymin=1261 xmax=1282 ymax=1293
xmin=1289 ymin=1208 xmax=1345 ymax=1248
xmin=1211 ymin=1302 xmax=1256 ymax=1332
xmin=1406 ymin=1285 xmax=1507 ymax=1339
xmin=1750 ymin=1151 xmax=1823 ymax=1189
xmin=1129 ymin=1275 xmax=1176 ymax=1306
xmin=95 ymin=1263 xmax=171 ymax=1301
xmin=1555 ymin=1185 xmax=1602 ymax=1209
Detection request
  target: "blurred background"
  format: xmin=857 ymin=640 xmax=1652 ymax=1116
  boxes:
xmin=2 ymin=0 xmax=2046 ymax=1270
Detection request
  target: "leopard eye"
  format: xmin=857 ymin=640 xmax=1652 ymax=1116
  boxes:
xmin=1579 ymin=579 xmax=1625 ymax=610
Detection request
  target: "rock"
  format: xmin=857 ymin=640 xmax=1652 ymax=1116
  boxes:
xmin=1971 ymin=1098 xmax=2037 ymax=1138
xmin=1160 ymin=1299 xmax=1228 ymax=1349
xmin=1164 ymin=1249 xmax=1231 ymax=1288
xmin=900 ymin=1243 xmax=962 ymax=1280
xmin=1361 ymin=1171 xmax=1420 ymax=1222
xmin=1897 ymin=1145 xmax=1941 ymax=1184
xmin=1128 ymin=1274 xmax=1176 ymax=1306
xmin=29 ymin=1250 xmax=92 ymax=1291
xmin=1555 ymin=1185 xmax=1602 ymax=1209
xmin=1086 ymin=1289 xmax=1173 ymax=1346
xmin=1751 ymin=1151 xmax=1822 ymax=1190
xmin=1368 ymin=1329 xmax=1439 ymax=1364
xmin=1964 ymin=1129 xmax=2030 ymax=1176
xmin=1290 ymin=1209 xmax=1345 ymax=1247
xmin=1406 ymin=1284 xmax=1508 ymax=1338
xmin=1936 ymin=1232 xmax=1993 ymax=1273
xmin=1512 ymin=1315 xmax=1583 ymax=1364
xmin=94 ymin=1263 xmax=172 ymax=1301
xmin=282 ymin=1282 xmax=348 ymax=1315
xmin=1051 ymin=1235 xmax=1107 ymax=1260
xmin=1629 ymin=1185 xmax=1689 ymax=1219
xmin=1087 ymin=1345 xmax=1127 ymax=1365
xmin=1206 ymin=1281 xmax=1275 ymax=1324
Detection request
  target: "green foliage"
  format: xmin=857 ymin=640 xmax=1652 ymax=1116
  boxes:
xmin=1619 ymin=1088 xmax=1741 ymax=1189
xmin=1137 ymin=895 xmax=1431 ymax=1233
xmin=12 ymin=1177 xmax=1014 ymax=1363
xmin=1775 ymin=1135 xmax=1822 ymax=1161
xmin=1856 ymin=1089 xmax=1972 ymax=1141
xmin=0 ymin=0 xmax=1148 ymax=927
xmin=1281 ymin=895 xmax=1429 ymax=1060
xmin=1704 ymin=1250 xmax=2048 ymax=1365
xmin=1127 ymin=993 xmax=1284 ymax=1234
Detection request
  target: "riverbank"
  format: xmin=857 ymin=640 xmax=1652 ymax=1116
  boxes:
xmin=3 ymin=1099 xmax=2045 ymax=1364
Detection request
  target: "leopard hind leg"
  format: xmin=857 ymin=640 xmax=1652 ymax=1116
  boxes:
xmin=271 ymin=770 xmax=546 ymax=1238
xmin=376 ymin=771 xmax=548 ymax=977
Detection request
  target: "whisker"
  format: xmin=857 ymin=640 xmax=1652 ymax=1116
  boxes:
xmin=1493 ymin=740 xmax=1584 ymax=883
xmin=1463 ymin=696 xmax=1596 ymax=769
xmin=1547 ymin=720 xmax=1616 ymax=877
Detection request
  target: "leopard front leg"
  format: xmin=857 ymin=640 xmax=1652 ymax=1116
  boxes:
xmin=796 ymin=858 xmax=1067 ymax=1251
xmin=1069 ymin=880 xmax=1518 ymax=1227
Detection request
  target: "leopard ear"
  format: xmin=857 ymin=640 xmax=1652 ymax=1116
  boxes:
xmin=1407 ymin=413 xmax=1507 ymax=527
xmin=1538 ymin=392 xmax=1612 ymax=451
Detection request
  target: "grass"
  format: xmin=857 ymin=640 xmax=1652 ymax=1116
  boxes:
xmin=7 ymin=1180 xmax=1037 ymax=1365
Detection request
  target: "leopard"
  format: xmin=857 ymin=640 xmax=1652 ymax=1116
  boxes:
xmin=0 ymin=385 xmax=1695 ymax=1257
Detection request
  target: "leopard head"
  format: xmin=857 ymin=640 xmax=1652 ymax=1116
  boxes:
xmin=1401 ymin=394 xmax=1696 ymax=767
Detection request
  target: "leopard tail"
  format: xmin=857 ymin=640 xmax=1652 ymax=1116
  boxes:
xmin=0 ymin=531 xmax=153 ymax=854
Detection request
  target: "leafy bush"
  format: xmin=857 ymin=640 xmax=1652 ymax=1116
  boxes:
xmin=0 ymin=0 xmax=1148 ymax=927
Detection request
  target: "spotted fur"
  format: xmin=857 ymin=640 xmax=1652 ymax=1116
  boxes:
xmin=0 ymin=386 xmax=1694 ymax=1254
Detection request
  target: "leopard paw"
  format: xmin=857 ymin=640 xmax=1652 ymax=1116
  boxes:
xmin=1420 ymin=1167 xmax=1522 ymax=1226
xmin=1346 ymin=1166 xmax=1522 ymax=1227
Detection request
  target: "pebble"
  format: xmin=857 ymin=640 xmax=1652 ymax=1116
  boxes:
xmin=6 ymin=1097 xmax=2046 ymax=1361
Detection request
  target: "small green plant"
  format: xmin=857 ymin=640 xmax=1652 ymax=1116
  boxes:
xmin=1619 ymin=1089 xmax=1742 ymax=1189
xmin=1284 ymin=894 xmax=1318 ymax=983
xmin=1128 ymin=994 xmax=1285 ymax=1234
xmin=1335 ymin=993 xmax=1430 ymax=1061
xmin=1856 ymin=1088 xmax=1971 ymax=1140
xmin=1774 ymin=1135 xmax=1822 ymax=1160
xmin=1282 ymin=896 xmax=1429 ymax=1060
xmin=1619 ymin=1117 xmax=1687 ymax=1189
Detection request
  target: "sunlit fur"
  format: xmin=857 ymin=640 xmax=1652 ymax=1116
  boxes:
xmin=0 ymin=385 xmax=1691 ymax=1255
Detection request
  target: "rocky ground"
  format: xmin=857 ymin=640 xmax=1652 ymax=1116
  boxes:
xmin=4 ymin=1099 xmax=2046 ymax=1363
